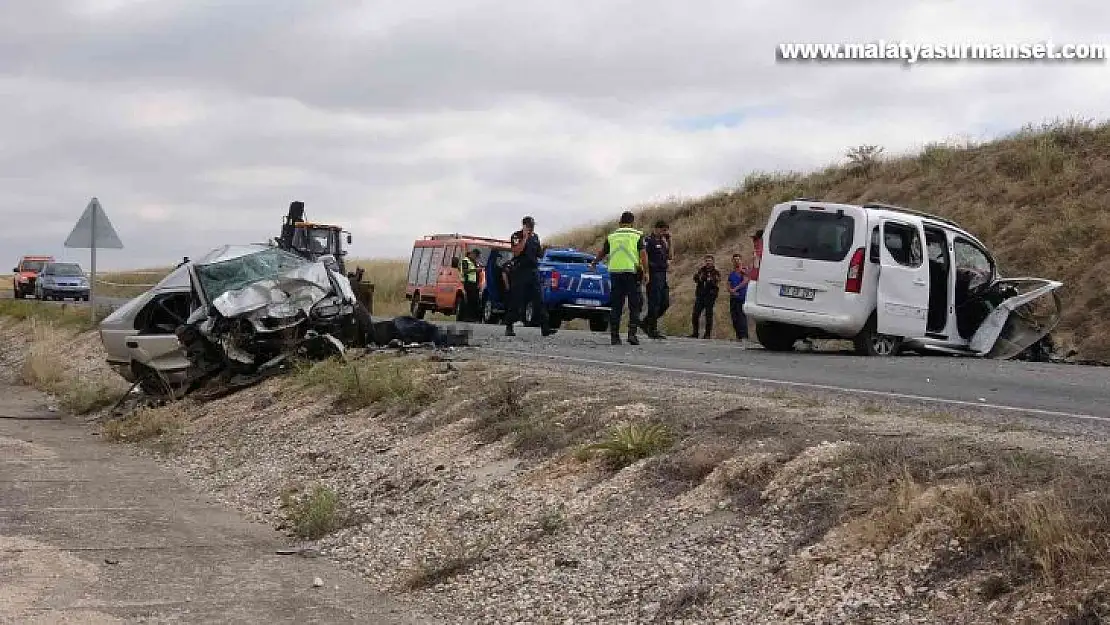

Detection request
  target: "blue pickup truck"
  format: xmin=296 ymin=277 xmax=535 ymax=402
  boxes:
xmin=480 ymin=247 xmax=612 ymax=332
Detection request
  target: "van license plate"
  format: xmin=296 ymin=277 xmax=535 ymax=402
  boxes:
xmin=575 ymin=299 xmax=601 ymax=307
xmin=780 ymin=285 xmax=816 ymax=300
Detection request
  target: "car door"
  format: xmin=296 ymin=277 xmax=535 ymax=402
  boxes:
xmin=123 ymin=286 xmax=194 ymax=377
xmin=876 ymin=218 xmax=929 ymax=338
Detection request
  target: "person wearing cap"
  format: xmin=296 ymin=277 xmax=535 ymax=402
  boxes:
xmin=461 ymin=248 xmax=482 ymax=321
xmin=641 ymin=219 xmax=672 ymax=339
xmin=595 ymin=211 xmax=649 ymax=346
xmin=504 ymin=216 xmax=556 ymax=337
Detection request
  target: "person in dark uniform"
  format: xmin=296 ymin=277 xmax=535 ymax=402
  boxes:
xmin=461 ymin=248 xmax=482 ymax=321
xmin=595 ymin=211 xmax=649 ymax=346
xmin=690 ymin=254 xmax=721 ymax=339
xmin=641 ymin=220 xmax=672 ymax=339
xmin=504 ymin=216 xmax=557 ymax=337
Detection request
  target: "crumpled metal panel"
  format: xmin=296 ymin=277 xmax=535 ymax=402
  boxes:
xmin=209 ymin=261 xmax=338 ymax=318
xmin=970 ymin=278 xmax=1063 ymax=359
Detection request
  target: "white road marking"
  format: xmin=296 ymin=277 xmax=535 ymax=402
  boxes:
xmin=485 ymin=347 xmax=1110 ymax=424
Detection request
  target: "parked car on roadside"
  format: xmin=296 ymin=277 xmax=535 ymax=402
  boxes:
xmin=11 ymin=255 xmax=54 ymax=299
xmin=744 ymin=199 xmax=1062 ymax=358
xmin=34 ymin=262 xmax=90 ymax=301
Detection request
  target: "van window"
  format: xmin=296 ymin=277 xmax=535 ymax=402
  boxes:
xmin=954 ymin=237 xmax=992 ymax=275
xmin=424 ymin=246 xmax=444 ymax=283
xmin=768 ymin=210 xmax=856 ymax=262
xmin=443 ymin=244 xmax=458 ymax=267
xmin=547 ymin=253 xmax=593 ymax=264
xmin=407 ymin=248 xmax=422 ymax=285
xmin=882 ymin=222 xmax=924 ymax=267
xmin=415 ymin=247 xmax=435 ymax=286
xmin=467 ymin=246 xmax=494 ymax=265
xmin=869 ymin=227 xmax=880 ymax=263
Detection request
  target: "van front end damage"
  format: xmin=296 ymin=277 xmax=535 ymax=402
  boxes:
xmin=967 ymin=278 xmax=1064 ymax=360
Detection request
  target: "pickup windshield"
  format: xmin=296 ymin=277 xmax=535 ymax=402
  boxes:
xmin=20 ymin=260 xmax=46 ymax=272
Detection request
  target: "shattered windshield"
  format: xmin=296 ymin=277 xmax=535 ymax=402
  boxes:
xmin=196 ymin=248 xmax=311 ymax=302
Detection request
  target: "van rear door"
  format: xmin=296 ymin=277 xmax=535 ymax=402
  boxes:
xmin=876 ymin=218 xmax=929 ymax=338
xmin=754 ymin=204 xmax=861 ymax=313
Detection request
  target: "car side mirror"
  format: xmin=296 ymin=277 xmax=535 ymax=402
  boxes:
xmin=347 ymin=234 xmax=352 ymax=244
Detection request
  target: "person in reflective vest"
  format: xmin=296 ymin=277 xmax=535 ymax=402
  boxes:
xmin=461 ymin=249 xmax=482 ymax=322
xmin=595 ymin=211 xmax=649 ymax=346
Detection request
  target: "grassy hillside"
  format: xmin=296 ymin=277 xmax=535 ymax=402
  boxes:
xmin=552 ymin=118 xmax=1110 ymax=361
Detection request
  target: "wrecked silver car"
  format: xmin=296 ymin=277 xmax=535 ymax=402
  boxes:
xmin=101 ymin=244 xmax=470 ymax=400
xmin=100 ymin=245 xmax=370 ymax=398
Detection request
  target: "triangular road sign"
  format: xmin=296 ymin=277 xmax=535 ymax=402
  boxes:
xmin=64 ymin=197 xmax=124 ymax=249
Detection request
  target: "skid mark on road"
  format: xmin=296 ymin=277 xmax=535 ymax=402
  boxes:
xmin=486 ymin=348 xmax=1110 ymax=424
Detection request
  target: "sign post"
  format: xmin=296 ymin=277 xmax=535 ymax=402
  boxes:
xmin=64 ymin=197 xmax=124 ymax=320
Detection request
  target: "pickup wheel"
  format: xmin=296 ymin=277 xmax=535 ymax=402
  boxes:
xmin=481 ymin=297 xmax=499 ymax=324
xmin=523 ymin=301 xmax=537 ymax=327
xmin=589 ymin=316 xmax=609 ymax=332
xmin=410 ymin=292 xmax=427 ymax=319
xmin=755 ymin=322 xmax=798 ymax=352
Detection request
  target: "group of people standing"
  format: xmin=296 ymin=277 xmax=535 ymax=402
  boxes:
xmin=593 ymin=211 xmax=760 ymax=346
xmin=493 ymin=211 xmax=759 ymax=346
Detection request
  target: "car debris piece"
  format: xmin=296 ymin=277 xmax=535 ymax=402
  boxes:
xmin=968 ymin=278 xmax=1063 ymax=360
xmin=367 ymin=316 xmax=470 ymax=348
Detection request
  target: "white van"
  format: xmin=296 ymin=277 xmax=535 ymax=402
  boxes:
xmin=743 ymin=200 xmax=1062 ymax=357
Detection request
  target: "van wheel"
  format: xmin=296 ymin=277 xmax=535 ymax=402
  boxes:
xmin=853 ymin=321 xmax=902 ymax=357
xmin=454 ymin=294 xmax=466 ymax=322
xmin=410 ymin=293 xmax=426 ymax=319
xmin=755 ymin=322 xmax=797 ymax=352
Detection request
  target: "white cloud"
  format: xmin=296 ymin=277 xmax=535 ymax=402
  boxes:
xmin=1 ymin=0 xmax=1108 ymax=269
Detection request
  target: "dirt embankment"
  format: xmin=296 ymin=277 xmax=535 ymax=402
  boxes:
xmin=4 ymin=314 xmax=1110 ymax=624
xmin=553 ymin=119 xmax=1110 ymax=361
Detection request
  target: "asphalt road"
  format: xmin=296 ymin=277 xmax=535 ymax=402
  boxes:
xmin=458 ymin=320 xmax=1110 ymax=424
xmin=7 ymin=290 xmax=1110 ymax=424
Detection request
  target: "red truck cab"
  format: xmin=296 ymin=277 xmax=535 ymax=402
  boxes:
xmin=12 ymin=255 xmax=55 ymax=299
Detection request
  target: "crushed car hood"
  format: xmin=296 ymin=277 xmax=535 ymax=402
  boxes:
xmin=210 ymin=261 xmax=352 ymax=319
xmin=970 ymin=278 xmax=1064 ymax=360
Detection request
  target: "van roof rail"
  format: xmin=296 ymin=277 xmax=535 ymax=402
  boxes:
xmin=861 ymin=202 xmax=961 ymax=228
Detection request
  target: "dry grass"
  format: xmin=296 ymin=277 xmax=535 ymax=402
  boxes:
xmin=16 ymin=318 xmax=127 ymax=414
xmin=551 ymin=118 xmax=1110 ymax=359
xmin=92 ymin=267 xmax=172 ymax=299
xmin=0 ymin=299 xmax=108 ymax=332
xmin=280 ymin=484 xmax=342 ymax=540
xmin=401 ymin=544 xmax=487 ymax=591
xmin=293 ymin=353 xmax=437 ymax=413
xmin=349 ymin=258 xmax=410 ymax=316
xmin=102 ymin=407 xmax=186 ymax=445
